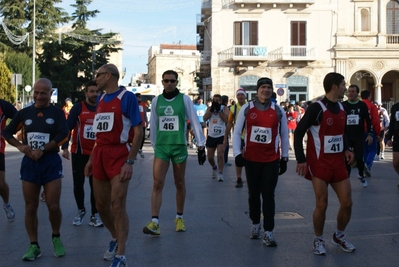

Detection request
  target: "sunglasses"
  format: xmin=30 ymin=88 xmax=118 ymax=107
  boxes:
xmin=163 ymin=79 xmax=177 ymax=83
xmin=96 ymin=72 xmax=118 ymax=78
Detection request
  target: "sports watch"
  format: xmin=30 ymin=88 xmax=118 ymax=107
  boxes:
xmin=125 ymin=159 xmax=134 ymax=165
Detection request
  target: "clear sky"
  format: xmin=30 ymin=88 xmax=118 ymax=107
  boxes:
xmin=57 ymin=0 xmax=200 ymax=85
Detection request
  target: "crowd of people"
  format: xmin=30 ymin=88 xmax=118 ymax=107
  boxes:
xmin=1 ymin=68 xmax=399 ymax=266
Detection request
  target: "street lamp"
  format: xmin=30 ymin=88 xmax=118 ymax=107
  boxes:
xmin=32 ymin=0 xmax=36 ymax=86
xmin=24 ymin=85 xmax=32 ymax=107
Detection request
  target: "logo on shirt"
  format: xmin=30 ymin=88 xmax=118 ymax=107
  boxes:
xmin=326 ymin=118 xmax=333 ymax=125
xmin=29 ymin=134 xmax=46 ymax=141
xmin=46 ymin=118 xmax=55 ymax=124
xmin=96 ymin=114 xmax=111 ymax=121
xmin=164 ymin=106 xmax=174 ymax=116
xmin=161 ymin=117 xmax=176 ymax=123
xmin=25 ymin=119 xmax=33 ymax=126
xmin=250 ymin=113 xmax=257 ymax=120
xmin=328 ymin=136 xmax=342 ymax=143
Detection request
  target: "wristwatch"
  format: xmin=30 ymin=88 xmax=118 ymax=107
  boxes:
xmin=125 ymin=159 xmax=134 ymax=165
xmin=39 ymin=145 xmax=45 ymax=152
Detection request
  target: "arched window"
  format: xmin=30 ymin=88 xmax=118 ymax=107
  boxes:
xmin=361 ymin=8 xmax=370 ymax=31
xmin=387 ymin=0 xmax=399 ymax=34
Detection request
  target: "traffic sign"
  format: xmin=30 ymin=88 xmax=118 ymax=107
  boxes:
xmin=277 ymin=87 xmax=285 ymax=96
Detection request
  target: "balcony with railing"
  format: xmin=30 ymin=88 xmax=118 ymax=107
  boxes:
xmin=268 ymin=46 xmax=317 ymax=62
xmin=218 ymin=45 xmax=268 ymax=63
xmin=226 ymin=0 xmax=315 ymax=5
xmin=202 ymin=0 xmax=212 ymax=11
xmin=387 ymin=34 xmax=399 ymax=44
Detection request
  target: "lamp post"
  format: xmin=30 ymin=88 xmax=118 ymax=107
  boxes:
xmin=32 ymin=0 xmax=36 ymax=86
xmin=24 ymin=85 xmax=32 ymax=108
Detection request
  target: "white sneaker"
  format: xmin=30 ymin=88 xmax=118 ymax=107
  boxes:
xmin=212 ymin=166 xmax=217 ymax=179
xmin=217 ymin=173 xmax=224 ymax=182
xmin=89 ymin=213 xmax=104 ymax=227
xmin=3 ymin=203 xmax=15 ymax=222
xmin=380 ymin=153 xmax=385 ymax=160
xmin=73 ymin=209 xmax=86 ymax=226
xmin=313 ymin=237 xmax=326 ymax=255
xmin=357 ymin=175 xmax=368 ymax=188
xmin=250 ymin=223 xmax=262 ymax=239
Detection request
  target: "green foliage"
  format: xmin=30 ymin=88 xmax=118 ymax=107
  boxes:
xmin=0 ymin=0 xmax=122 ymax=104
xmin=0 ymin=61 xmax=16 ymax=104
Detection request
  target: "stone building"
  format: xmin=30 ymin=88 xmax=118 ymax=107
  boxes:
xmin=197 ymin=0 xmax=399 ymax=108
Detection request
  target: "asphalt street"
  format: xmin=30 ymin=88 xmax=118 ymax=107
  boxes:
xmin=0 ymin=142 xmax=398 ymax=267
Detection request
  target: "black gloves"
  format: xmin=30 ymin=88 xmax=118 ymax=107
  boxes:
xmin=210 ymin=101 xmax=220 ymax=113
xmin=197 ymin=148 xmax=206 ymax=165
xmin=278 ymin=158 xmax=288 ymax=175
xmin=235 ymin=154 xmax=245 ymax=167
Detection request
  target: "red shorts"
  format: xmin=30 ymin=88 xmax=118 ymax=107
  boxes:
xmin=92 ymin=144 xmax=130 ymax=181
xmin=305 ymin=165 xmax=348 ymax=183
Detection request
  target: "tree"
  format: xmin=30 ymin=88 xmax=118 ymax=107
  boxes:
xmin=0 ymin=61 xmax=16 ymax=104
xmin=37 ymin=0 xmax=121 ymax=102
xmin=4 ymin=51 xmax=41 ymax=101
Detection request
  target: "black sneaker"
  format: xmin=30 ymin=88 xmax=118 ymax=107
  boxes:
xmin=235 ymin=179 xmax=243 ymax=188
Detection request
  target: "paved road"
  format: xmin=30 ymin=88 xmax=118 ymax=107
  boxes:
xmin=1 ymin=143 xmax=398 ymax=267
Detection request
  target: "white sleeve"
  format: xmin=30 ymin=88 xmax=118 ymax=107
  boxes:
xmin=278 ymin=105 xmax=289 ymax=158
xmin=232 ymin=103 xmax=248 ymax=157
xmin=184 ymin=95 xmax=205 ymax=147
xmin=149 ymin=97 xmax=158 ymax=148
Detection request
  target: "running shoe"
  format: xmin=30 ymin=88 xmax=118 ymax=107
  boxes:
xmin=357 ymin=175 xmax=368 ymax=188
xmin=175 ymin=218 xmax=186 ymax=232
xmin=313 ymin=237 xmax=326 ymax=255
xmin=225 ymin=162 xmax=232 ymax=166
xmin=138 ymin=149 xmax=145 ymax=158
xmin=73 ymin=209 xmax=86 ymax=226
xmin=143 ymin=221 xmax=161 ymax=235
xmin=110 ymin=256 xmax=127 ymax=267
xmin=22 ymin=244 xmax=42 ymax=261
xmin=89 ymin=213 xmax=104 ymax=227
xmin=212 ymin=166 xmax=218 ymax=179
xmin=52 ymin=237 xmax=65 ymax=257
xmin=250 ymin=223 xmax=262 ymax=239
xmin=104 ymin=240 xmax=118 ymax=261
xmin=380 ymin=152 xmax=385 ymax=159
xmin=263 ymin=231 xmax=277 ymax=247
xmin=331 ymin=233 xmax=356 ymax=253
xmin=235 ymin=178 xmax=243 ymax=188
xmin=218 ymin=173 xmax=224 ymax=182
xmin=364 ymin=164 xmax=371 ymax=177
xmin=3 ymin=203 xmax=15 ymax=222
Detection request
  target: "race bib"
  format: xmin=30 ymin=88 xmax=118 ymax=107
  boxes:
xmin=83 ymin=124 xmax=96 ymax=140
xmin=139 ymin=105 xmax=144 ymax=113
xmin=249 ymin=126 xmax=272 ymax=144
xmin=210 ymin=124 xmax=223 ymax=135
xmin=159 ymin=116 xmax=179 ymax=131
xmin=93 ymin=112 xmax=114 ymax=133
xmin=27 ymin=132 xmax=50 ymax=150
xmin=324 ymin=135 xmax=343 ymax=153
xmin=346 ymin=114 xmax=359 ymax=125
xmin=197 ymin=110 xmax=205 ymax=117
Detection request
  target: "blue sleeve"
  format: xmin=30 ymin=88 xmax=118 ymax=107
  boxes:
xmin=1 ymin=100 xmax=17 ymax=119
xmin=121 ymin=92 xmax=142 ymax=127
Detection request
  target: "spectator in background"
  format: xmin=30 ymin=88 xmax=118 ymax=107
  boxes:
xmin=222 ymin=95 xmax=232 ymax=167
xmin=360 ymin=90 xmax=381 ymax=177
xmin=193 ymin=96 xmax=208 ymax=138
xmin=62 ymin=98 xmax=73 ymax=119
xmin=286 ymin=104 xmax=297 ymax=150
xmin=136 ymin=93 xmax=148 ymax=158
xmin=375 ymin=102 xmax=389 ymax=160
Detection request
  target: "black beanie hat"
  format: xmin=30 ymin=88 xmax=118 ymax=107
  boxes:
xmin=257 ymin=77 xmax=273 ymax=91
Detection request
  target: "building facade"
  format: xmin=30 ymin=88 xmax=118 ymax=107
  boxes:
xmin=197 ymin=0 xmax=399 ymax=107
xmin=147 ymin=44 xmax=201 ymax=96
